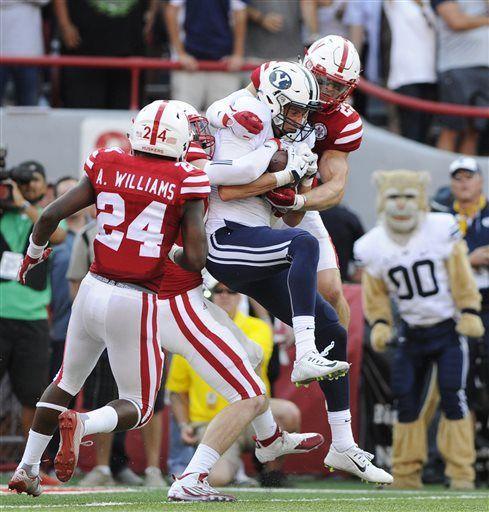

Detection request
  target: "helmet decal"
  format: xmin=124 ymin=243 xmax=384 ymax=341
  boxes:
xmin=269 ymin=70 xmax=292 ymax=90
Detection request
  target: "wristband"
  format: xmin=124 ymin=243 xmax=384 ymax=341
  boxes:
xmin=274 ymin=170 xmax=293 ymax=187
xmin=292 ymin=194 xmax=306 ymax=211
xmin=461 ymin=308 xmax=479 ymax=316
xmin=168 ymin=244 xmax=182 ymax=264
xmin=26 ymin=234 xmax=48 ymax=259
xmin=301 ymin=177 xmax=314 ymax=189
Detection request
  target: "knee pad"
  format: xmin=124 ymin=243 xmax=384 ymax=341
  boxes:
xmin=289 ymin=232 xmax=320 ymax=264
xmin=439 ymin=387 xmax=467 ymax=420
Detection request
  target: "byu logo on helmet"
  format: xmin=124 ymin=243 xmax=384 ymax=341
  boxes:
xmin=269 ymin=70 xmax=292 ymax=90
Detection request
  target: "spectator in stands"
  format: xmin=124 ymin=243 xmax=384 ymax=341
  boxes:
xmin=301 ymin=0 xmax=348 ymax=47
xmin=384 ymin=0 xmax=437 ymax=144
xmin=246 ymin=0 xmax=302 ymax=61
xmin=66 ymin=219 xmax=166 ymax=487
xmin=431 ymin=0 xmax=489 ymax=155
xmin=54 ymin=0 xmax=158 ymax=109
xmin=343 ymin=1 xmax=384 ymax=121
xmin=448 ymin=156 xmax=489 ymax=467
xmin=0 ymin=162 xmax=65 ymax=438
xmin=0 ymin=0 xmax=49 ymax=106
xmin=164 ymin=0 xmax=247 ymax=110
xmin=167 ymin=282 xmax=302 ymax=487
xmin=320 ymin=204 xmax=365 ymax=283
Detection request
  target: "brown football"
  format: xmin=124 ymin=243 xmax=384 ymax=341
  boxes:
xmin=267 ymin=150 xmax=288 ymax=173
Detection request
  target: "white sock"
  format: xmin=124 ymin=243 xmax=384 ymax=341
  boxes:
xmin=328 ymin=409 xmax=355 ymax=452
xmin=81 ymin=406 xmax=118 ymax=436
xmin=251 ymin=408 xmax=278 ymax=441
xmin=293 ymin=315 xmax=316 ymax=359
xmin=184 ymin=444 xmax=220 ymax=475
xmin=19 ymin=429 xmax=53 ymax=476
xmin=93 ymin=465 xmax=111 ymax=476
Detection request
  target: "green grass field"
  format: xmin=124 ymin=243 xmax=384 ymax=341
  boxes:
xmin=1 ymin=480 xmax=488 ymax=512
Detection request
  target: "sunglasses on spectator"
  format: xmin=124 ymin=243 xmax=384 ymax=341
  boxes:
xmin=213 ymin=288 xmax=239 ymax=295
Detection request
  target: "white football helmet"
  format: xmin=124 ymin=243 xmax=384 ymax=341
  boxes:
xmin=129 ymin=100 xmax=191 ymax=160
xmin=255 ymin=61 xmax=320 ymax=141
xmin=169 ymin=100 xmax=215 ymax=158
xmin=304 ymin=35 xmax=360 ymax=112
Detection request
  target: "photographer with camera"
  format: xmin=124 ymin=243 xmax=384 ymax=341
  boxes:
xmin=0 ymin=158 xmax=65 ymax=440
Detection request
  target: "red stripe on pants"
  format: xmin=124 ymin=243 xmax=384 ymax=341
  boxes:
xmin=139 ymin=293 xmax=150 ymax=421
xmin=151 ymin=295 xmax=164 ymax=393
xmin=182 ymin=292 xmax=263 ymax=397
xmin=169 ymin=297 xmax=251 ymax=400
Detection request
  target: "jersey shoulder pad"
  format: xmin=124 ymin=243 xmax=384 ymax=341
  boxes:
xmin=330 ymin=105 xmax=363 ymax=152
xmin=353 ymin=227 xmax=382 ymax=271
xmin=83 ymin=146 xmax=125 ymax=178
xmin=425 ymin=212 xmax=461 ymax=245
xmin=178 ymin=162 xmax=211 ymax=201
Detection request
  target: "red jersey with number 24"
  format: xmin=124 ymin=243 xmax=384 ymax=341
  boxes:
xmin=83 ymin=147 xmax=210 ymax=292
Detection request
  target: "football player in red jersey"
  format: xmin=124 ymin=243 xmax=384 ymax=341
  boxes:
xmin=8 ymin=101 xmax=211 ymax=497
xmin=206 ymin=36 xmax=362 ymax=329
xmin=158 ymin=101 xmax=325 ymax=503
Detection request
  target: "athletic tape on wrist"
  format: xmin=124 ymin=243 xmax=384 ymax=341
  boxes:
xmin=27 ymin=234 xmax=48 ymax=259
xmin=274 ymin=170 xmax=293 ymax=187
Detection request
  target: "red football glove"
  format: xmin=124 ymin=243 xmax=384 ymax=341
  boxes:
xmin=223 ymin=107 xmax=264 ymax=138
xmin=266 ymin=187 xmax=306 ymax=213
xmin=17 ymin=248 xmax=52 ymax=285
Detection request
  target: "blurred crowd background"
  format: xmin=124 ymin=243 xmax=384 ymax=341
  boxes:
xmin=1 ymin=0 xmax=488 ymax=154
xmin=1 ymin=0 xmax=488 ymax=490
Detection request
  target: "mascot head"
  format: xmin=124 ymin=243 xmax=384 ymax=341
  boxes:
xmin=373 ymin=170 xmax=430 ymax=234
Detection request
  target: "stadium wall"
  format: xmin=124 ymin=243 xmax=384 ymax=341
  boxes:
xmin=1 ymin=107 xmax=488 ymax=228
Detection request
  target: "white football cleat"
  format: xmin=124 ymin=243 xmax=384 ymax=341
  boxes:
xmin=8 ymin=468 xmax=42 ymax=497
xmin=255 ymin=428 xmax=325 ymax=463
xmin=291 ymin=349 xmax=349 ymax=387
xmin=324 ymin=444 xmax=393 ymax=485
xmin=55 ymin=410 xmax=86 ymax=483
xmin=167 ymin=472 xmax=236 ymax=502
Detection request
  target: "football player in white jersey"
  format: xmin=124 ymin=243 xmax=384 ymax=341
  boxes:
xmin=354 ymin=170 xmax=484 ymax=489
xmin=206 ymin=36 xmax=363 ymax=329
xmin=204 ymin=61 xmax=392 ymax=485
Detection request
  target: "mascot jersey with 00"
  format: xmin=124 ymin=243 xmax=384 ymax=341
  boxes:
xmin=158 ymin=142 xmax=210 ymax=300
xmin=84 ymin=147 xmax=210 ymax=292
xmin=355 ymin=212 xmax=461 ymax=326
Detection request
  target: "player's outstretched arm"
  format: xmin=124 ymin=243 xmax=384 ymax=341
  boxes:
xmin=301 ymin=150 xmax=349 ymax=211
xmin=204 ymin=141 xmax=280 ymax=187
xmin=32 ymin=176 xmax=95 ymax=247
xmin=175 ymin=199 xmax=208 ymax=272
xmin=18 ymin=176 xmax=94 ymax=285
xmin=218 ymin=173 xmax=278 ymax=201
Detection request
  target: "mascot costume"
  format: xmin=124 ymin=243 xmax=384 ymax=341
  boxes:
xmin=354 ymin=170 xmax=484 ymax=489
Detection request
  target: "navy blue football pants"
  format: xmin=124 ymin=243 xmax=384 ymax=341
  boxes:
xmin=392 ymin=319 xmax=469 ymax=422
xmin=206 ymin=222 xmax=349 ymax=412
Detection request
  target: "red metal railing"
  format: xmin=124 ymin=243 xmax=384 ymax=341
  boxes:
xmin=1 ymin=55 xmax=489 ymax=117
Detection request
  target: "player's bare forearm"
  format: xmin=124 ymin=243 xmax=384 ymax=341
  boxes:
xmin=218 ymin=173 xmax=277 ymax=201
xmin=178 ymin=200 xmax=208 ymax=272
xmin=301 ymin=150 xmax=348 ymax=211
xmin=32 ymin=176 xmax=94 ymax=246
